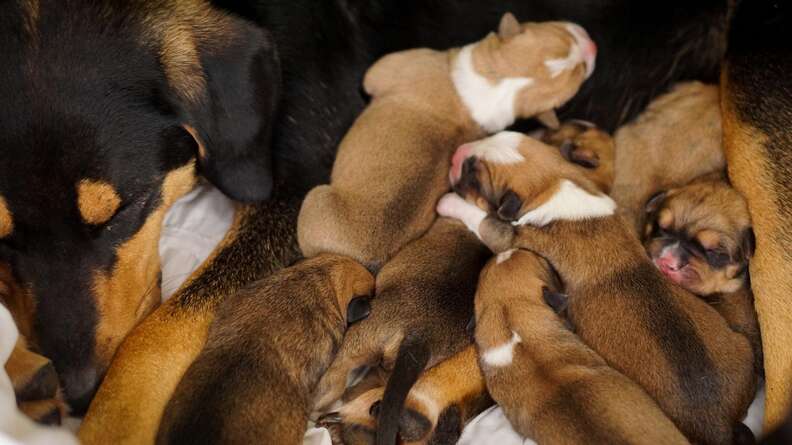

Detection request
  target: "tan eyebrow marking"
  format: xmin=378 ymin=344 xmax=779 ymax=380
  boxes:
xmin=77 ymin=180 xmax=122 ymax=225
xmin=0 ymin=196 xmax=13 ymax=238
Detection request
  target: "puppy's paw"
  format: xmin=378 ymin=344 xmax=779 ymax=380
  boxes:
xmin=437 ymin=194 xmax=487 ymax=234
xmin=318 ymin=388 xmax=383 ymax=445
xmin=436 ymin=193 xmax=466 ymax=219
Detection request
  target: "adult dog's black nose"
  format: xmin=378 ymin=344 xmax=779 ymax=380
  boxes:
xmin=61 ymin=365 xmax=100 ymax=415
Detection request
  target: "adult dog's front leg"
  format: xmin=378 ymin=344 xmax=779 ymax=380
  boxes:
xmin=79 ymin=199 xmax=301 ymax=444
xmin=721 ymin=0 xmax=792 ymax=430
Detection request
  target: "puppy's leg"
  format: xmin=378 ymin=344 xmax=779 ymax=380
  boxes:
xmin=313 ymin=325 xmax=398 ymax=413
xmin=398 ymin=345 xmax=491 ymax=444
xmin=5 ymin=335 xmax=59 ymax=404
xmin=80 ymin=200 xmax=301 ymax=445
xmin=18 ymin=399 xmax=66 ymax=426
xmin=722 ymin=1 xmax=792 ymax=427
xmin=298 ymin=186 xmax=367 ymax=264
xmin=318 ymin=387 xmax=385 ymax=445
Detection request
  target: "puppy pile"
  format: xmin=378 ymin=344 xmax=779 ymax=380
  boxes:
xmin=152 ymin=14 xmax=760 ymax=445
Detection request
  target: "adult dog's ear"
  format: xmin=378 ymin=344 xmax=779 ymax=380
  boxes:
xmin=176 ymin=18 xmax=281 ymax=202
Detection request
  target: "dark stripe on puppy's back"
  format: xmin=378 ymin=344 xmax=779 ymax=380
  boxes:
xmin=612 ymin=263 xmax=721 ymax=410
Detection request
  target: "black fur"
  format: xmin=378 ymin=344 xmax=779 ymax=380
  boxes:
xmin=376 ymin=338 xmax=431 ymax=445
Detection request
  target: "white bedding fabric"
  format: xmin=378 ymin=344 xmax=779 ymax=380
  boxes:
xmin=0 ymin=183 xmax=765 ymax=444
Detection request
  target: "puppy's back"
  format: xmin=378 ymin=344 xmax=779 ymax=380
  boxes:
xmin=157 ymin=255 xmax=373 ymax=445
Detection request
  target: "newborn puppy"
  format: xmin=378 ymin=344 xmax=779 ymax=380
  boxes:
xmin=610 ymin=82 xmax=724 ymax=233
xmin=644 ymin=174 xmax=762 ymax=371
xmin=313 ymin=218 xmax=490 ymax=445
xmin=476 ymin=248 xmax=688 ymax=444
xmin=157 ymin=255 xmax=374 ymax=445
xmin=438 ymin=132 xmax=756 ymax=444
xmin=298 ymin=13 xmax=595 ymax=270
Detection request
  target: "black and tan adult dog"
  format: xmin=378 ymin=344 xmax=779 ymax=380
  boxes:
xmin=0 ymin=0 xmax=733 ymax=441
xmin=722 ymin=0 xmax=792 ymax=431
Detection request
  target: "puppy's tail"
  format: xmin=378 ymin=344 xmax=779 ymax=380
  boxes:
xmin=375 ymin=337 xmax=431 ymax=445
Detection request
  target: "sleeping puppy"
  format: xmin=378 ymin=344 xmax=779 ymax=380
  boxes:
xmin=476 ymin=248 xmax=688 ymax=444
xmin=438 ymin=132 xmax=756 ymax=444
xmin=312 ymin=218 xmax=491 ymax=445
xmin=156 ymin=254 xmax=374 ymax=445
xmin=298 ymin=14 xmax=595 ymax=270
xmin=643 ymin=174 xmax=762 ymax=372
xmin=610 ymin=82 xmax=725 ymax=233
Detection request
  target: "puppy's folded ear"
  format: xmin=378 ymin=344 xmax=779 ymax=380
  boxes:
xmin=498 ymin=12 xmax=521 ymax=40
xmin=497 ymin=190 xmax=523 ymax=221
xmin=644 ymin=191 xmax=668 ymax=213
xmin=175 ymin=19 xmax=281 ymax=202
xmin=346 ymin=297 xmax=371 ymax=325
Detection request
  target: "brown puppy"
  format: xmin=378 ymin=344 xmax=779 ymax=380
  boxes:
xmin=298 ymin=14 xmax=595 ymax=270
xmin=156 ymin=254 xmax=374 ymax=445
xmin=438 ymin=132 xmax=756 ymax=444
xmin=476 ymin=248 xmax=688 ymax=444
xmin=610 ymin=82 xmax=725 ymax=233
xmin=643 ymin=174 xmax=762 ymax=372
xmin=313 ymin=218 xmax=490 ymax=445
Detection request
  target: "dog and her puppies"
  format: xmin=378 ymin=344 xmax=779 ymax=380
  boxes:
xmin=439 ymin=132 xmax=758 ymax=444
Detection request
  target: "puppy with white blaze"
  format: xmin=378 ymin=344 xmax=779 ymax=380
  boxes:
xmin=439 ymin=131 xmax=758 ymax=445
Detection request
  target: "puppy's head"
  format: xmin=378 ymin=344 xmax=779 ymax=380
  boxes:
xmin=463 ymin=14 xmax=596 ymax=120
xmin=0 ymin=1 xmax=280 ymax=412
xmin=643 ymin=178 xmax=754 ymax=296
xmin=448 ymin=132 xmax=615 ymax=227
xmin=317 ymin=255 xmax=375 ymax=326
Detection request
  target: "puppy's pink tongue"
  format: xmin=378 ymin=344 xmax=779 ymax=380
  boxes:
xmin=450 ymin=144 xmax=473 ymax=183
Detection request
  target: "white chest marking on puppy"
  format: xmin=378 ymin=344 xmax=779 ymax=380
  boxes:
xmin=496 ymin=249 xmax=517 ymax=264
xmin=482 ymin=331 xmax=522 ymax=367
xmin=469 ymin=131 xmax=525 ymax=164
xmin=514 ymin=179 xmax=616 ymax=227
xmin=452 ymin=45 xmax=534 ymax=133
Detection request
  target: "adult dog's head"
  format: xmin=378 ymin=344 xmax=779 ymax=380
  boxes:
xmin=0 ymin=0 xmax=279 ymax=413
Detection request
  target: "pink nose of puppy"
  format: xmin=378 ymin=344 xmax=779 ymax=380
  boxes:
xmin=450 ymin=144 xmax=474 ymax=184
xmin=656 ymin=255 xmax=681 ymax=272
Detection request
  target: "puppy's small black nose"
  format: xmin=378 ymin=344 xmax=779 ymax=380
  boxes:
xmin=61 ymin=365 xmax=99 ymax=415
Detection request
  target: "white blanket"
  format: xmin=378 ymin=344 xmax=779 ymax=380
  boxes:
xmin=0 ymin=183 xmax=765 ymax=444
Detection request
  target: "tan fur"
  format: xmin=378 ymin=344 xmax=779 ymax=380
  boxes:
xmin=0 ymin=196 xmax=13 ymax=238
xmin=18 ymin=0 xmax=39 ymax=46
xmin=156 ymin=255 xmax=374 ymax=445
xmin=76 ymin=180 xmax=122 ymax=225
xmin=18 ymin=398 xmax=66 ymax=426
xmin=91 ymin=162 xmax=196 ymax=382
xmin=298 ymin=19 xmax=590 ymax=269
xmin=476 ymin=250 xmax=688 ymax=444
xmin=444 ymin=133 xmax=756 ymax=444
xmin=540 ymin=120 xmax=615 ymax=193
xmin=312 ymin=218 xmax=490 ymax=443
xmin=80 ymin=200 xmax=301 ymax=444
xmin=721 ymin=69 xmax=792 ymax=429
xmin=611 ymin=82 xmax=725 ymax=233
xmin=644 ymin=175 xmax=754 ymax=296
